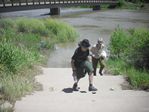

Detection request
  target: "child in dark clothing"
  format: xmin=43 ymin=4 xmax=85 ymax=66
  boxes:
xmin=71 ymin=39 xmax=97 ymax=91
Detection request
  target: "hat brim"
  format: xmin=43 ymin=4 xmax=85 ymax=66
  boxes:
xmin=81 ymin=43 xmax=90 ymax=48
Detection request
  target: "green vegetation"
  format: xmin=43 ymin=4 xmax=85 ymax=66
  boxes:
xmin=78 ymin=0 xmax=144 ymax=10
xmin=0 ymin=105 xmax=13 ymax=112
xmin=117 ymin=0 xmax=144 ymax=9
xmin=68 ymin=0 xmax=145 ymax=10
xmin=0 ymin=17 xmax=78 ymax=110
xmin=78 ymin=4 xmax=112 ymax=10
xmin=108 ymin=27 xmax=149 ymax=89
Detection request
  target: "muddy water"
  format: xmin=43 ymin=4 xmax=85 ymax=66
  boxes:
xmin=0 ymin=8 xmax=149 ymax=67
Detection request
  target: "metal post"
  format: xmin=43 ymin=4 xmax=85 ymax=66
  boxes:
xmin=2 ymin=0 xmax=5 ymax=7
xmin=50 ymin=7 xmax=60 ymax=15
xmin=19 ymin=0 xmax=21 ymax=6
xmin=11 ymin=0 xmax=14 ymax=6
xmin=26 ymin=0 xmax=28 ymax=5
xmin=44 ymin=0 xmax=46 ymax=4
xmin=33 ymin=0 xmax=35 ymax=5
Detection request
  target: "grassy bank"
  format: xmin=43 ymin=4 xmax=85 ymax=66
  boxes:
xmin=117 ymin=0 xmax=144 ymax=9
xmin=77 ymin=0 xmax=144 ymax=10
xmin=107 ymin=59 xmax=149 ymax=89
xmin=0 ymin=17 xmax=78 ymax=111
xmin=107 ymin=27 xmax=149 ymax=90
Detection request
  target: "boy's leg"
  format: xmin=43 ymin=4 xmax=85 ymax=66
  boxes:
xmin=72 ymin=70 xmax=80 ymax=91
xmin=88 ymin=72 xmax=93 ymax=85
xmin=99 ymin=57 xmax=105 ymax=76
xmin=72 ymin=70 xmax=78 ymax=83
xmin=83 ymin=61 xmax=97 ymax=91
xmin=88 ymin=72 xmax=97 ymax=91
xmin=92 ymin=57 xmax=98 ymax=76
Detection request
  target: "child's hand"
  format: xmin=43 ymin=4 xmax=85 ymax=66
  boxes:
xmin=100 ymin=56 xmax=105 ymax=60
xmin=72 ymin=68 xmax=76 ymax=71
xmin=87 ymin=56 xmax=92 ymax=62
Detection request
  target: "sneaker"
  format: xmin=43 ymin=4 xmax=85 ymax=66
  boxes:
xmin=94 ymin=73 xmax=97 ymax=76
xmin=88 ymin=85 xmax=97 ymax=91
xmin=72 ymin=83 xmax=79 ymax=91
xmin=93 ymin=71 xmax=96 ymax=76
xmin=99 ymin=68 xmax=104 ymax=76
xmin=99 ymin=71 xmax=103 ymax=76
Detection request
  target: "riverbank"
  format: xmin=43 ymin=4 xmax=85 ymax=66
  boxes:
xmin=0 ymin=18 xmax=78 ymax=111
xmin=78 ymin=0 xmax=145 ymax=10
xmin=107 ymin=27 xmax=149 ymax=90
xmin=117 ymin=0 xmax=144 ymax=10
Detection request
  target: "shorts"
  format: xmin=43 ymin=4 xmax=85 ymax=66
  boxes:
xmin=75 ymin=61 xmax=93 ymax=79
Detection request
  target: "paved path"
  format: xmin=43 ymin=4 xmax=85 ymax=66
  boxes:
xmin=14 ymin=68 xmax=149 ymax=112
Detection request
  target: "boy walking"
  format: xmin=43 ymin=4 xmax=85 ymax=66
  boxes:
xmin=71 ymin=39 xmax=97 ymax=91
xmin=91 ymin=38 xmax=106 ymax=76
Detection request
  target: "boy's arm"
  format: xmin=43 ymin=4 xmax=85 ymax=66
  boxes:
xmin=87 ymin=56 xmax=92 ymax=62
xmin=101 ymin=44 xmax=105 ymax=50
xmin=87 ymin=49 xmax=92 ymax=62
xmin=71 ymin=48 xmax=78 ymax=71
xmin=90 ymin=46 xmax=95 ymax=57
xmin=71 ymin=59 xmax=76 ymax=71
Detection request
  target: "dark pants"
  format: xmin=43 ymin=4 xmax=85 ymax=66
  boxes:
xmin=92 ymin=56 xmax=105 ymax=76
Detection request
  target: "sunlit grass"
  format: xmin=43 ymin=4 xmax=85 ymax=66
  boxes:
xmin=107 ymin=59 xmax=149 ymax=89
xmin=108 ymin=27 xmax=149 ymax=90
xmin=0 ymin=17 xmax=78 ymax=110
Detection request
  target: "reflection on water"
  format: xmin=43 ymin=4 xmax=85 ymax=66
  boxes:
xmin=0 ymin=8 xmax=149 ymax=67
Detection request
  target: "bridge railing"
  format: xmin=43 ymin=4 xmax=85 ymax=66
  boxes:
xmin=0 ymin=0 xmax=117 ymax=8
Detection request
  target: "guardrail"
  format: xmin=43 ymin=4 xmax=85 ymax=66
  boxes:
xmin=0 ymin=0 xmax=117 ymax=7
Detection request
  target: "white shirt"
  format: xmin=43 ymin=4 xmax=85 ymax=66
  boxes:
xmin=90 ymin=44 xmax=105 ymax=59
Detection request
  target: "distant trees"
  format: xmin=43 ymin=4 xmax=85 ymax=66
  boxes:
xmin=126 ymin=0 xmax=148 ymax=3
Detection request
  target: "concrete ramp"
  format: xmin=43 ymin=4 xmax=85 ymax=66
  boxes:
xmin=14 ymin=68 xmax=149 ymax=112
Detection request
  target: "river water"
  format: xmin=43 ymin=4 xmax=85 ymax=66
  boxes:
xmin=0 ymin=7 xmax=149 ymax=67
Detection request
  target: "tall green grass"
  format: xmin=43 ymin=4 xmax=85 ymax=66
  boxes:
xmin=0 ymin=17 xmax=78 ymax=106
xmin=107 ymin=59 xmax=149 ymax=89
xmin=108 ymin=27 xmax=149 ymax=90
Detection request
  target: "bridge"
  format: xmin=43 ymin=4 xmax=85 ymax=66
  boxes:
xmin=0 ymin=0 xmax=118 ymax=15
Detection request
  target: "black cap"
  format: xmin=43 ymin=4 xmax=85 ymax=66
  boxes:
xmin=79 ymin=39 xmax=91 ymax=48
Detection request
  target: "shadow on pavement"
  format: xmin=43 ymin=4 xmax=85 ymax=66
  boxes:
xmin=62 ymin=88 xmax=73 ymax=93
xmin=80 ymin=91 xmax=87 ymax=93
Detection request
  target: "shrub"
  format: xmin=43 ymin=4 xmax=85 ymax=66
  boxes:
xmin=108 ymin=27 xmax=149 ymax=89
xmin=128 ymin=28 xmax=149 ymax=69
xmin=109 ymin=27 xmax=149 ymax=70
xmin=42 ymin=19 xmax=78 ymax=43
xmin=0 ymin=42 xmax=39 ymax=74
xmin=0 ymin=19 xmax=15 ymax=30
xmin=117 ymin=0 xmax=144 ymax=9
xmin=126 ymin=67 xmax=149 ymax=89
xmin=118 ymin=0 xmax=126 ymax=7
xmin=16 ymin=18 xmax=49 ymax=36
xmin=109 ymin=27 xmax=131 ymax=59
xmin=0 ymin=17 xmax=78 ymax=103
xmin=107 ymin=59 xmax=149 ymax=89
